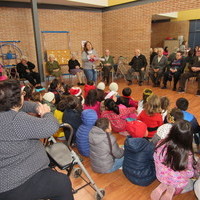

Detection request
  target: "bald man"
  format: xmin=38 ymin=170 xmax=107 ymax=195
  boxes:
xmin=101 ymin=49 xmax=114 ymax=85
xmin=126 ymin=49 xmax=147 ymax=86
xmin=149 ymin=48 xmax=168 ymax=87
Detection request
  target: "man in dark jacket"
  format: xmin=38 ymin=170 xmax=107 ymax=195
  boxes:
xmin=178 ymin=48 xmax=200 ymax=95
xmin=149 ymin=48 xmax=168 ymax=87
xmin=161 ymin=51 xmax=186 ymax=91
xmin=126 ymin=49 xmax=147 ymax=86
xmin=17 ymin=56 xmax=41 ymax=86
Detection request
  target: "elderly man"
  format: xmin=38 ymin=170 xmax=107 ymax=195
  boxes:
xmin=126 ymin=49 xmax=147 ymax=86
xmin=149 ymin=48 xmax=168 ymax=87
xmin=101 ymin=49 xmax=114 ymax=85
xmin=17 ymin=56 xmax=41 ymax=86
xmin=178 ymin=48 xmax=200 ymax=95
xmin=162 ymin=51 xmax=186 ymax=91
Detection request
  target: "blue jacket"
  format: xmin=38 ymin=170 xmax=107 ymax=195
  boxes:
xmin=76 ymin=109 xmax=98 ymax=157
xmin=123 ymin=137 xmax=156 ymax=186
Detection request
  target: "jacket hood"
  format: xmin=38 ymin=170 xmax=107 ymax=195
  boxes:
xmin=125 ymin=137 xmax=152 ymax=153
xmin=81 ymin=109 xmax=98 ymax=126
xmin=89 ymin=126 xmax=107 ymax=145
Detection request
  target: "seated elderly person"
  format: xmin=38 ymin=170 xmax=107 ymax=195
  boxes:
xmin=46 ymin=54 xmax=62 ymax=81
xmin=178 ymin=47 xmax=200 ymax=96
xmin=0 ymin=79 xmax=74 ymax=200
xmin=17 ymin=56 xmax=41 ymax=86
xmin=68 ymin=54 xmax=85 ymax=85
xmin=149 ymin=48 xmax=168 ymax=87
xmin=100 ymin=49 xmax=114 ymax=85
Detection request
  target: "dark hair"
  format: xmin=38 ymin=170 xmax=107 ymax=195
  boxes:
xmin=87 ymin=80 xmax=94 ymax=86
xmin=0 ymin=79 xmax=21 ymax=111
xmin=164 ymin=46 xmax=168 ymax=52
xmin=50 ymin=79 xmax=59 ymax=90
xmin=104 ymin=98 xmax=119 ymax=115
xmin=95 ymin=118 xmax=109 ymax=132
xmin=182 ymin=41 xmax=186 ymax=45
xmin=156 ymin=120 xmax=195 ymax=171
xmin=96 ymin=89 xmax=105 ymax=102
xmin=176 ymin=98 xmax=188 ymax=111
xmin=65 ymin=95 xmax=80 ymax=110
xmin=161 ymin=96 xmax=170 ymax=111
xmin=31 ymin=92 xmax=42 ymax=102
xmin=168 ymin=108 xmax=183 ymax=122
xmin=23 ymin=85 xmax=33 ymax=101
xmin=122 ymin=87 xmax=132 ymax=96
xmin=85 ymin=89 xmax=97 ymax=106
xmin=63 ymin=84 xmax=71 ymax=95
xmin=83 ymin=41 xmax=93 ymax=53
xmin=57 ymin=99 xmax=68 ymax=112
xmin=116 ymin=96 xmax=129 ymax=107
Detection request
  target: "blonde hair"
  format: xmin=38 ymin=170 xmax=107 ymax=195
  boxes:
xmin=144 ymin=94 xmax=162 ymax=116
xmin=21 ymin=55 xmax=28 ymax=61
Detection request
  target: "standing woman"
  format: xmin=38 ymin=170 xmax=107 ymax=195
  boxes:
xmin=46 ymin=54 xmax=63 ymax=81
xmin=82 ymin=41 xmax=99 ymax=82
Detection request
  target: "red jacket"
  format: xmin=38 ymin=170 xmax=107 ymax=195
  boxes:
xmin=137 ymin=110 xmax=163 ymax=138
xmin=84 ymin=84 xmax=96 ymax=97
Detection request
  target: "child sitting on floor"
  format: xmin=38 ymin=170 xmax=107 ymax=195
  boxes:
xmin=42 ymin=92 xmax=56 ymax=113
xmin=76 ymin=109 xmax=98 ymax=157
xmin=116 ymin=87 xmax=138 ymax=109
xmin=137 ymin=94 xmax=163 ymax=138
xmin=137 ymin=88 xmax=153 ymax=115
xmin=89 ymin=118 xmax=124 ymax=173
xmin=160 ymin=96 xmax=170 ymax=121
xmin=105 ymin=82 xmax=119 ymax=100
xmin=151 ymin=120 xmax=197 ymax=200
xmin=83 ymin=89 xmax=101 ymax=118
xmin=84 ymin=80 xmax=96 ymax=98
xmin=123 ymin=120 xmax=156 ymax=186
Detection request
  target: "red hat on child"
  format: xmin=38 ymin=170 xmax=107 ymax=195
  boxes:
xmin=126 ymin=120 xmax=147 ymax=138
xmin=69 ymin=87 xmax=82 ymax=96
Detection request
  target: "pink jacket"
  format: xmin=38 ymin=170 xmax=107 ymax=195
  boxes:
xmin=83 ymin=101 xmax=101 ymax=118
xmin=154 ymin=143 xmax=194 ymax=189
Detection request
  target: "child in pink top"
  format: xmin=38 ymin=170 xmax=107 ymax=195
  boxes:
xmin=137 ymin=94 xmax=163 ymax=138
xmin=83 ymin=89 xmax=100 ymax=118
xmin=151 ymin=120 xmax=197 ymax=200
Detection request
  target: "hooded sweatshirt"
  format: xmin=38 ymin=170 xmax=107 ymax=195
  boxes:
xmin=123 ymin=137 xmax=156 ymax=186
xmin=76 ymin=109 xmax=98 ymax=157
xmin=89 ymin=126 xmax=124 ymax=173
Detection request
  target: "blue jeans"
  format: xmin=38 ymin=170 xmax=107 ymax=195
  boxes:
xmin=106 ymin=157 xmax=124 ymax=173
xmin=84 ymin=69 xmax=97 ymax=82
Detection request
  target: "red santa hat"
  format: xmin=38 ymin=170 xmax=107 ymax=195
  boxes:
xmin=69 ymin=87 xmax=82 ymax=96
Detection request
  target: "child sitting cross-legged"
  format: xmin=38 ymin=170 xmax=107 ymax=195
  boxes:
xmin=89 ymin=118 xmax=124 ymax=173
xmin=116 ymin=87 xmax=138 ymax=109
xmin=84 ymin=80 xmax=96 ymax=98
xmin=151 ymin=120 xmax=198 ymax=200
xmin=123 ymin=120 xmax=156 ymax=186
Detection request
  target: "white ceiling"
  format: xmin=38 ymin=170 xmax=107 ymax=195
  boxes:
xmin=1 ymin=0 xmax=108 ymax=8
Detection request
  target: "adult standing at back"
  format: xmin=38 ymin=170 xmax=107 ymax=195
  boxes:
xmin=149 ymin=48 xmax=168 ymax=87
xmin=82 ymin=41 xmax=99 ymax=82
xmin=126 ymin=49 xmax=147 ymax=86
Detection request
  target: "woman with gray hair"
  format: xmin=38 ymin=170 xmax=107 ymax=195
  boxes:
xmin=16 ymin=55 xmax=41 ymax=86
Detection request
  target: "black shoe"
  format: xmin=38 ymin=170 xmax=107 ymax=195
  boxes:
xmin=172 ymin=87 xmax=176 ymax=91
xmin=196 ymin=90 xmax=200 ymax=96
xmin=161 ymin=86 xmax=167 ymax=89
xmin=177 ymin=87 xmax=185 ymax=93
xmin=127 ymin=81 xmax=133 ymax=86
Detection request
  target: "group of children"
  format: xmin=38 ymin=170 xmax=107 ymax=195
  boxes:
xmin=21 ymin=78 xmax=200 ymax=200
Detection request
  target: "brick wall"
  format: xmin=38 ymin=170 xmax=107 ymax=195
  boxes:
xmin=0 ymin=7 xmax=102 ymax=69
xmin=102 ymin=0 xmax=200 ymax=63
xmin=151 ymin=20 xmax=189 ymax=48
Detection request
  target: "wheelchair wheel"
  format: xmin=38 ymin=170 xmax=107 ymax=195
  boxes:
xmin=72 ymin=167 xmax=82 ymax=178
xmin=95 ymin=189 xmax=105 ymax=200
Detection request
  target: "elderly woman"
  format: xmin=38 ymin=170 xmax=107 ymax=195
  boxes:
xmin=68 ymin=54 xmax=85 ymax=85
xmin=0 ymin=79 xmax=74 ymax=200
xmin=46 ymin=54 xmax=62 ymax=80
xmin=16 ymin=55 xmax=41 ymax=86
xmin=82 ymin=41 xmax=99 ymax=82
